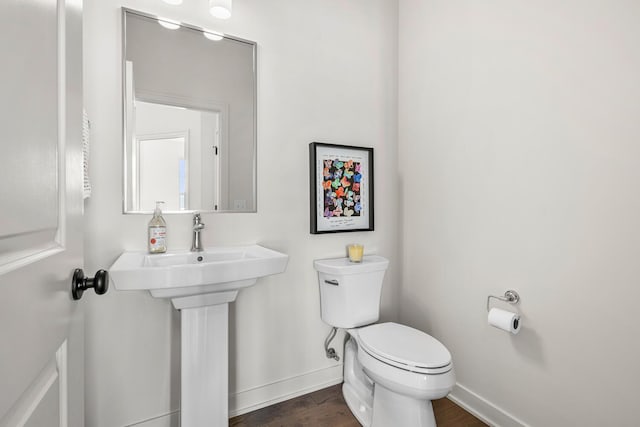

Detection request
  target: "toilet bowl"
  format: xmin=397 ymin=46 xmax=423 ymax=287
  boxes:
xmin=314 ymin=256 xmax=456 ymax=427
xmin=345 ymin=323 xmax=455 ymax=427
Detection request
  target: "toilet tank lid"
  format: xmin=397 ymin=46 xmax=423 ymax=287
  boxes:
xmin=314 ymin=255 xmax=389 ymax=275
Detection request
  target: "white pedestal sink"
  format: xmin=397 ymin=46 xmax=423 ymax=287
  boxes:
xmin=110 ymin=245 xmax=288 ymax=427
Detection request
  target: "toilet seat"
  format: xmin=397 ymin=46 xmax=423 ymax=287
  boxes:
xmin=357 ymin=323 xmax=452 ymax=375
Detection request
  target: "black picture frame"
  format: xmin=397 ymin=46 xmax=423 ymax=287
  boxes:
xmin=309 ymin=142 xmax=374 ymax=234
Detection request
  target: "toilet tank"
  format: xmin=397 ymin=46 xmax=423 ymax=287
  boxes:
xmin=314 ymin=255 xmax=389 ymax=328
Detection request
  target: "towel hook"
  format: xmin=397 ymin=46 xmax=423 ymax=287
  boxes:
xmin=487 ymin=290 xmax=520 ymax=312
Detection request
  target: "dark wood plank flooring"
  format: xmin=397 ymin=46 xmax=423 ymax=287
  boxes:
xmin=230 ymin=384 xmax=487 ymax=426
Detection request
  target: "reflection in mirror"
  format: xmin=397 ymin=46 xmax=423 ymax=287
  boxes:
xmin=123 ymin=9 xmax=256 ymax=213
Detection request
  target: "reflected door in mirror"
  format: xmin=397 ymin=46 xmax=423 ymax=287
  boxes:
xmin=123 ymin=9 xmax=256 ymax=213
xmin=133 ymin=101 xmax=220 ymax=211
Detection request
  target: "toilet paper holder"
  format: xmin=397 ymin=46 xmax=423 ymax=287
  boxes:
xmin=487 ymin=290 xmax=520 ymax=312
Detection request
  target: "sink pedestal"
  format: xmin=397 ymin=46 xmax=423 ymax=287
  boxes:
xmin=181 ymin=303 xmax=229 ymax=427
xmin=174 ymin=289 xmax=245 ymax=427
xmin=109 ymin=246 xmax=289 ymax=427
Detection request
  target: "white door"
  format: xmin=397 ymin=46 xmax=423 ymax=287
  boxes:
xmin=0 ymin=1 xmax=85 ymax=426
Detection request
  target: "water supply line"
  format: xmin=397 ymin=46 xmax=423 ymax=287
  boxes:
xmin=324 ymin=327 xmax=340 ymax=361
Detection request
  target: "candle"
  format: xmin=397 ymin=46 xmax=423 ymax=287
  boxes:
xmin=348 ymin=244 xmax=364 ymax=263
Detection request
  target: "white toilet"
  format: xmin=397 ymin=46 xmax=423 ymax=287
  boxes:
xmin=314 ymin=255 xmax=455 ymax=427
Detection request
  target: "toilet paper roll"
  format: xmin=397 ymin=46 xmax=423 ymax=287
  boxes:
xmin=488 ymin=308 xmax=521 ymax=334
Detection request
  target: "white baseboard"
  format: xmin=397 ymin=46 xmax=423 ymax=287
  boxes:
xmin=125 ymin=365 xmax=343 ymax=425
xmin=126 ymin=372 xmax=528 ymax=427
xmin=229 ymin=364 xmax=344 ymax=417
xmin=448 ymin=383 xmax=529 ymax=427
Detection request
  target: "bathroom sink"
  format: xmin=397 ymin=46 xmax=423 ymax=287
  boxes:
xmin=110 ymin=244 xmax=288 ymax=305
xmin=111 ymin=245 xmax=288 ymax=426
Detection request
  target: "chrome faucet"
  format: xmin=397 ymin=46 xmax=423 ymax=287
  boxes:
xmin=191 ymin=213 xmax=205 ymax=252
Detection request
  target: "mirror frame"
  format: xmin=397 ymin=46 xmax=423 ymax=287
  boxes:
xmin=121 ymin=8 xmax=257 ymax=214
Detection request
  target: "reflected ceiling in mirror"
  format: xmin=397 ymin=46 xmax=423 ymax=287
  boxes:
xmin=123 ymin=9 xmax=256 ymax=213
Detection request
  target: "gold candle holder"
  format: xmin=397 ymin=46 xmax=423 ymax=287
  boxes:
xmin=348 ymin=244 xmax=364 ymax=263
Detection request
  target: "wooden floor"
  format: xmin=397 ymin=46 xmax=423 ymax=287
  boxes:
xmin=230 ymin=384 xmax=487 ymax=427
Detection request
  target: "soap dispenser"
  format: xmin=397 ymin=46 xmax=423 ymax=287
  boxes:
xmin=148 ymin=201 xmax=167 ymax=254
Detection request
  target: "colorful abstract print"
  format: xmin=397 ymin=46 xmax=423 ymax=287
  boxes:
xmin=322 ymin=158 xmax=363 ymax=218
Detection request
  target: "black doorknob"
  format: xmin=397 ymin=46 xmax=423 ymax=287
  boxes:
xmin=72 ymin=269 xmax=109 ymax=300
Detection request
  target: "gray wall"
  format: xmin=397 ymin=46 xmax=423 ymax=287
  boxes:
xmin=398 ymin=1 xmax=640 ymax=426
xmin=83 ymin=0 xmax=399 ymax=425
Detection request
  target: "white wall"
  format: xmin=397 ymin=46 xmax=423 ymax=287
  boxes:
xmin=83 ymin=0 xmax=398 ymax=426
xmin=399 ymin=1 xmax=640 ymax=426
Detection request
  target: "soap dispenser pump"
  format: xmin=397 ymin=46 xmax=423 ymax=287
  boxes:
xmin=148 ymin=201 xmax=167 ymax=254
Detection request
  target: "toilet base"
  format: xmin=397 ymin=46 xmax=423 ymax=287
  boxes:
xmin=343 ymin=338 xmax=373 ymax=426
xmin=372 ymin=383 xmax=436 ymax=427
xmin=342 ymin=333 xmax=445 ymax=427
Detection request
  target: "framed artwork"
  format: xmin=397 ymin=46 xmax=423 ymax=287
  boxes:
xmin=309 ymin=142 xmax=374 ymax=234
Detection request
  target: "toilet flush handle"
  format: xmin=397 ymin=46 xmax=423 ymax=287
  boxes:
xmin=324 ymin=279 xmax=339 ymax=286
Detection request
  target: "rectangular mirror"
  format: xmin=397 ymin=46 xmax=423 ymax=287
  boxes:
xmin=122 ymin=9 xmax=256 ymax=213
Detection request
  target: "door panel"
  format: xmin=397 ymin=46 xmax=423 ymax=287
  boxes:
xmin=24 ymin=380 xmax=60 ymax=427
xmin=0 ymin=0 xmax=58 ymax=265
xmin=0 ymin=0 xmax=84 ymax=426
xmin=2 ymin=344 xmax=66 ymax=427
